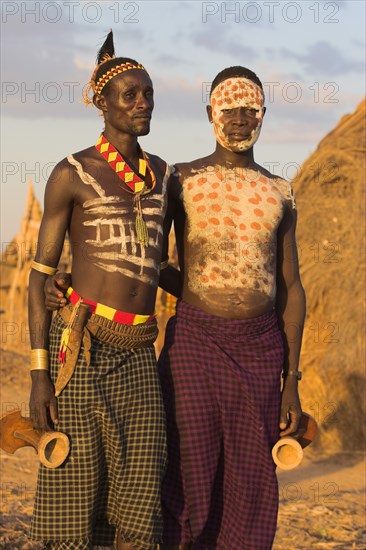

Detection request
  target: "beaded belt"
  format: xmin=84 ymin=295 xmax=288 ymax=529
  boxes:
xmin=58 ymin=304 xmax=158 ymax=351
xmin=65 ymin=287 xmax=156 ymax=325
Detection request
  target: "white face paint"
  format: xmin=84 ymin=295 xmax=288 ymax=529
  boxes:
xmin=210 ymin=77 xmax=265 ymax=152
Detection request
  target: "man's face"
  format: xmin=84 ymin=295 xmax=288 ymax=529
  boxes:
xmin=97 ymin=69 xmax=154 ymax=136
xmin=208 ymin=77 xmax=265 ymax=152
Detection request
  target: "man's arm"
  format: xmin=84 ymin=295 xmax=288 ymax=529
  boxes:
xmin=29 ymin=160 xmax=74 ymax=431
xmin=159 ymin=171 xmax=184 ymax=298
xmin=275 ymin=203 xmax=306 ymax=436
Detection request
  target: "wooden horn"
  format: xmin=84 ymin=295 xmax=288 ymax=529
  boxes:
xmin=272 ymin=412 xmax=318 ymax=470
xmin=272 ymin=437 xmax=303 ymax=470
xmin=0 ymin=409 xmax=70 ymax=469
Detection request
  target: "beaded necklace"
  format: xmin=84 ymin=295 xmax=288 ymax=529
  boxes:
xmin=95 ymin=133 xmax=156 ymax=246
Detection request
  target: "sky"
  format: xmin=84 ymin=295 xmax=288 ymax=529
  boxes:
xmin=1 ymin=0 xmax=365 ymax=245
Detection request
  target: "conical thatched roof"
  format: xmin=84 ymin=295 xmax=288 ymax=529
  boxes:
xmin=293 ymin=99 xmax=366 ymax=451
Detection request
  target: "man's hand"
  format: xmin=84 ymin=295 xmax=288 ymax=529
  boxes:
xmin=279 ymin=377 xmax=302 ymax=437
xmin=44 ymin=272 xmax=71 ymax=311
xmin=29 ymin=371 xmax=59 ymax=431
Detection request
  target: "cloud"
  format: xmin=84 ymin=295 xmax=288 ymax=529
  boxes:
xmin=1 ymin=18 xmax=146 ymax=119
xmin=73 ymin=56 xmax=94 ymax=72
xmin=189 ymin=24 xmax=259 ymax=60
xmin=352 ymin=39 xmax=366 ymax=50
xmin=250 ymin=68 xmax=364 ymax=146
xmin=178 ymin=12 xmax=264 ymax=61
xmin=153 ymin=54 xmax=190 ymax=67
xmin=318 ymin=0 xmax=350 ymax=9
xmin=281 ymin=41 xmax=364 ymax=76
xmin=152 ymin=77 xmax=208 ymax=122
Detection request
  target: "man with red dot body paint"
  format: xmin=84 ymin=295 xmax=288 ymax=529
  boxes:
xmin=45 ymin=66 xmax=305 ymax=550
xmin=157 ymin=66 xmax=305 ymax=550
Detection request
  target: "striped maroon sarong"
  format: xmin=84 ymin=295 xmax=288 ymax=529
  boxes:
xmin=158 ymin=299 xmax=284 ymax=550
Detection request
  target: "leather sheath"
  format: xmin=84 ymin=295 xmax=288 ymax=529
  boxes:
xmin=54 ymin=303 xmax=91 ymax=397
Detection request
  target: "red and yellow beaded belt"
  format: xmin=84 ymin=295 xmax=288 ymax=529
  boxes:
xmin=65 ymin=287 xmax=155 ymax=325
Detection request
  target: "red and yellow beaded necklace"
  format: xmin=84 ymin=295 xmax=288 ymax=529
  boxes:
xmin=95 ymin=133 xmax=156 ymax=246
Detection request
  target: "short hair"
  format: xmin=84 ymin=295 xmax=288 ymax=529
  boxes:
xmin=210 ymin=66 xmax=263 ymax=96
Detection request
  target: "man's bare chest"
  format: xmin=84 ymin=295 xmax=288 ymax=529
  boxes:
xmin=181 ymin=167 xmax=285 ymax=244
xmin=67 ymin=154 xmax=168 ymax=284
xmin=68 ymin=156 xmax=166 ymax=246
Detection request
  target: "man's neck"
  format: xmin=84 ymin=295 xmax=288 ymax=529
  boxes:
xmin=212 ymin=143 xmax=257 ymax=169
xmin=103 ymin=127 xmax=139 ymax=163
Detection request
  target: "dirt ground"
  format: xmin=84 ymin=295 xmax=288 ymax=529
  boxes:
xmin=1 ymin=349 xmax=365 ymax=550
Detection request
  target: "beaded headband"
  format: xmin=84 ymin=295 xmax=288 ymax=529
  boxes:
xmin=94 ymin=61 xmax=146 ymax=95
xmin=82 ymin=54 xmax=146 ymax=106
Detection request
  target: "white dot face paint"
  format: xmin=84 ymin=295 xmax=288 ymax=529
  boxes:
xmin=210 ymin=77 xmax=265 ymax=152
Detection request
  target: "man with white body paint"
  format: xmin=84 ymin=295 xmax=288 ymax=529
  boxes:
xmin=28 ymin=32 xmax=168 ymax=550
xmin=157 ymin=66 xmax=305 ymax=549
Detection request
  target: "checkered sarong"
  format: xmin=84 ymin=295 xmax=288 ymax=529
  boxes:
xmin=158 ymin=300 xmax=284 ymax=550
xmin=30 ymin=312 xmax=167 ymax=550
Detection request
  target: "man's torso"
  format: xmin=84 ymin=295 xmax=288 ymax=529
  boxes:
xmin=171 ymin=156 xmax=295 ymax=318
xmin=64 ymin=146 xmax=169 ymax=314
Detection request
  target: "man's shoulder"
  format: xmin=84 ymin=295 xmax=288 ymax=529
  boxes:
xmin=254 ymin=164 xmax=292 ymax=190
xmin=248 ymin=164 xmax=296 ymax=209
xmin=47 ymin=147 xmax=94 ymax=184
xmin=144 ymin=152 xmax=168 ymax=175
xmin=47 ymin=156 xmax=76 ymax=185
xmin=252 ymin=163 xmax=285 ymax=183
xmin=255 ymin=167 xmax=296 ymax=209
xmin=70 ymin=146 xmax=99 ymax=165
xmin=144 ymin=151 xmax=167 ymax=165
xmin=174 ymin=155 xmax=214 ymax=179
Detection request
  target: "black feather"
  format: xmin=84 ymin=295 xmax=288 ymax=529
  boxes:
xmin=96 ymin=30 xmax=115 ymax=64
